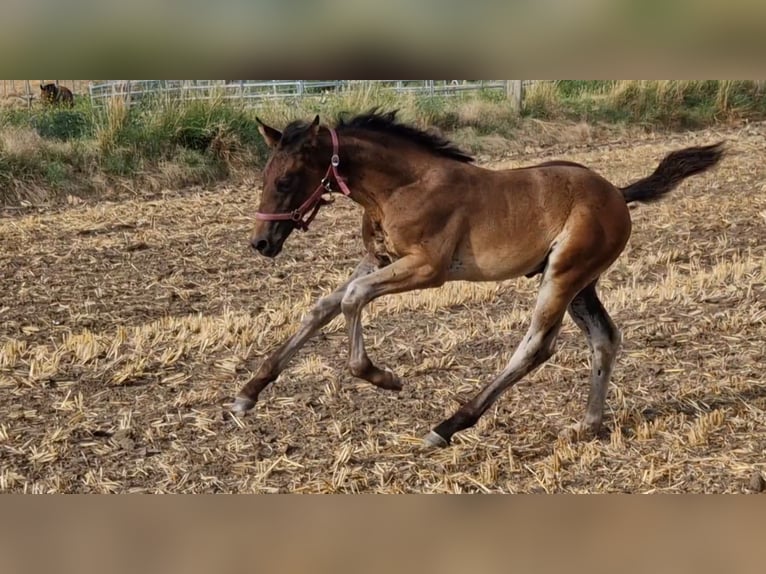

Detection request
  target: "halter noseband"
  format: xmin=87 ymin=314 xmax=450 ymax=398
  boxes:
xmin=254 ymin=127 xmax=351 ymax=232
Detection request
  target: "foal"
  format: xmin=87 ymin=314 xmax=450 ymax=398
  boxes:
xmin=233 ymin=111 xmax=724 ymax=447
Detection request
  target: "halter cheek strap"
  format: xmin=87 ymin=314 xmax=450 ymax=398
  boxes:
xmin=254 ymin=127 xmax=351 ymax=231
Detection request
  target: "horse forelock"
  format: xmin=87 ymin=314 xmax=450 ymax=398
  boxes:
xmin=279 ymin=120 xmax=313 ymax=150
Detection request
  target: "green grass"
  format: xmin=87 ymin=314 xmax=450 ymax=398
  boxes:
xmin=523 ymin=80 xmax=766 ymax=128
xmin=2 ymin=80 xmax=766 ymax=205
xmin=0 ymin=96 xmax=271 ymax=203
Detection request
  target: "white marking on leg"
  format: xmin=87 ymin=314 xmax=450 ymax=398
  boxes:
xmin=229 ymin=396 xmax=256 ymax=414
xmin=422 ymin=431 xmax=449 ymax=448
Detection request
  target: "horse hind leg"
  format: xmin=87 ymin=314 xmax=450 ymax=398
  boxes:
xmin=424 ymin=274 xmax=573 ymax=447
xmin=423 ymin=214 xmax=625 ymax=448
xmin=564 ymin=281 xmax=621 ymax=439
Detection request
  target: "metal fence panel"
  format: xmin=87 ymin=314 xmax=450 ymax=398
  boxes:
xmin=87 ymin=80 xmax=513 ymax=106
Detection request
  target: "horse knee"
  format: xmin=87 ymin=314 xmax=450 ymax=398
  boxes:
xmin=303 ymin=295 xmax=338 ymax=326
xmin=593 ymin=325 xmax=621 ymax=357
xmin=515 ymin=333 xmax=557 ymax=369
xmin=341 ymin=282 xmax=367 ymax=315
xmin=301 ymin=307 xmax=322 ymax=328
xmin=527 ymin=326 xmax=559 ymax=363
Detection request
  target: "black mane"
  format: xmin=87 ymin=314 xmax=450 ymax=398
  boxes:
xmin=281 ymin=119 xmax=314 ymax=148
xmin=337 ymin=110 xmax=474 ymax=163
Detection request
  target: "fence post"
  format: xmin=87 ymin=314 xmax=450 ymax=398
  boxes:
xmin=506 ymin=80 xmax=524 ymax=112
xmin=126 ymin=81 xmax=132 ymax=109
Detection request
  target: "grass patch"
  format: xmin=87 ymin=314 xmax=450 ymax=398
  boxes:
xmin=0 ymin=126 xmax=103 ymax=203
xmin=524 ymin=80 xmax=766 ymax=128
xmin=0 ymin=96 xmax=271 ymax=204
xmin=2 ymin=80 xmax=766 ymax=205
xmin=32 ymin=109 xmax=92 ymax=141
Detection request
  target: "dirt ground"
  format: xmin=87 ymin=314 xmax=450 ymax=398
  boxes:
xmin=1 ymin=122 xmax=765 ymax=493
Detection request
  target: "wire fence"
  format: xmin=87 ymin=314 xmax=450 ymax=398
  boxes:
xmin=87 ymin=80 xmax=525 ymax=107
xmin=1 ymin=80 xmax=540 ymax=109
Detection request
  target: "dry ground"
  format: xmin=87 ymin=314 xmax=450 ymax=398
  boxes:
xmin=1 ymin=123 xmax=765 ymax=493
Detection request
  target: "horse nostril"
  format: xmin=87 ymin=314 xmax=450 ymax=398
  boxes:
xmin=252 ymin=239 xmax=269 ymax=253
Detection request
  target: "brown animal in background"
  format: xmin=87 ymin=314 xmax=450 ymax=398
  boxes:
xmin=233 ymin=110 xmax=724 ymax=448
xmin=40 ymin=83 xmax=74 ymax=107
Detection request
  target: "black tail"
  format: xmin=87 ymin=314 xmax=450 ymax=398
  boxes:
xmin=621 ymin=142 xmax=725 ymax=204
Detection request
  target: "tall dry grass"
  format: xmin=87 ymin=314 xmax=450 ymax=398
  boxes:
xmin=2 ymin=80 xmax=766 ymax=205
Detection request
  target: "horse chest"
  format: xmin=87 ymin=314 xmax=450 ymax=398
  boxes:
xmin=370 ymin=220 xmax=399 ymax=266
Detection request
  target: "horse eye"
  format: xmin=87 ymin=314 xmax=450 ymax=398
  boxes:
xmin=277 ymin=176 xmax=295 ymax=193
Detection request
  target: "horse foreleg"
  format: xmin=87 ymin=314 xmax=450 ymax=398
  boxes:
xmin=341 ymin=255 xmax=444 ymax=391
xmin=230 ymin=255 xmax=378 ymax=413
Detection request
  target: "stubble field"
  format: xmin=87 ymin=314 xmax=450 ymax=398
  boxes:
xmin=1 ymin=123 xmax=764 ymax=493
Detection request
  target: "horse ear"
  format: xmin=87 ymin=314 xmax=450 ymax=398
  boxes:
xmin=307 ymin=115 xmax=321 ymax=144
xmin=256 ymin=117 xmax=282 ymax=148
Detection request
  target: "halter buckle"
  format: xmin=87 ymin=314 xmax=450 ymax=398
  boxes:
xmin=331 ymin=154 xmax=340 ymax=167
xmin=290 ymin=209 xmax=303 ymax=222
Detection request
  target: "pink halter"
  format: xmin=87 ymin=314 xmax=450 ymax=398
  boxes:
xmin=254 ymin=127 xmax=351 ymax=231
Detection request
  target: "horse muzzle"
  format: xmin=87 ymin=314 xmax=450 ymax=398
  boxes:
xmin=250 ymin=236 xmax=283 ymax=258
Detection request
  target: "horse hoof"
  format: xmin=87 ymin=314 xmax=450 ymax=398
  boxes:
xmin=422 ymin=431 xmax=449 ymax=449
xmin=229 ymin=396 xmax=256 ymax=414
xmin=560 ymin=422 xmax=598 ymax=442
xmin=367 ymin=367 xmax=402 ymax=391
xmin=383 ymin=368 xmax=403 ymax=391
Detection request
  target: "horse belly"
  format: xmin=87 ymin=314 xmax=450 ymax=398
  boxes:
xmin=447 ymin=241 xmax=547 ymax=282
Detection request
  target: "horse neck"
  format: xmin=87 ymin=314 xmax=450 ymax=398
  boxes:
xmin=332 ymin=131 xmax=422 ymax=213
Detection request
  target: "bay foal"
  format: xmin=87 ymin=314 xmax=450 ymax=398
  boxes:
xmin=233 ymin=111 xmax=723 ymax=447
